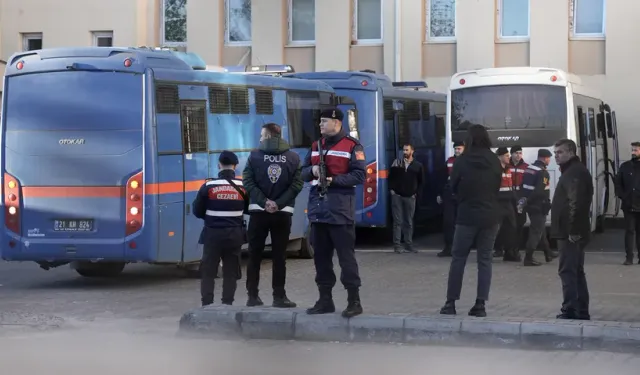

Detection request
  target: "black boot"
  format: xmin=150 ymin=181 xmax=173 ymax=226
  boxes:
xmin=545 ymin=250 xmax=559 ymax=262
xmin=623 ymin=257 xmax=633 ymax=265
xmin=492 ymin=249 xmax=504 ymax=258
xmin=342 ymin=289 xmax=363 ymax=318
xmin=437 ymin=246 xmax=452 ymax=257
xmin=246 ymin=294 xmax=264 ymax=307
xmin=468 ymin=299 xmax=487 ymax=317
xmin=273 ymin=293 xmax=297 ymax=308
xmin=523 ymin=250 xmax=542 ymax=266
xmin=201 ymin=298 xmax=213 ymax=307
xmin=439 ymin=299 xmax=456 ymax=315
xmin=306 ymin=287 xmax=336 ymax=315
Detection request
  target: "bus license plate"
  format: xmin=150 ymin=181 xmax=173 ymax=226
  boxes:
xmin=53 ymin=219 xmax=94 ymax=232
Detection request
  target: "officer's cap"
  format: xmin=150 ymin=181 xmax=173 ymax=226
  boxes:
xmin=510 ymin=145 xmax=523 ymax=154
xmin=538 ymin=149 xmax=553 ymax=158
xmin=453 ymin=141 xmax=464 ymax=148
xmin=320 ymin=108 xmax=344 ymax=122
xmin=495 ymin=147 xmax=509 ymax=156
xmin=219 ymin=150 xmax=239 ymax=165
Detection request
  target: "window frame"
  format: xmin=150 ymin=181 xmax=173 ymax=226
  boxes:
xmin=497 ymin=0 xmax=530 ymax=42
xmin=288 ymin=0 xmax=316 ymax=46
xmin=352 ymin=0 xmax=384 ymax=45
xmin=286 ymin=90 xmax=323 ymax=149
xmin=161 ymin=0 xmax=188 ymax=46
xmin=21 ymin=33 xmax=43 ymax=52
xmin=225 ymin=0 xmax=252 ymax=46
xmin=92 ymin=31 xmax=114 ymax=47
xmin=426 ymin=0 xmax=457 ymax=43
xmin=571 ymin=0 xmax=606 ymax=40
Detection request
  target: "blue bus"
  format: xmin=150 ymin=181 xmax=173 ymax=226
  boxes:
xmin=0 ymin=47 xmax=335 ymax=277
xmin=282 ymin=70 xmax=448 ymax=228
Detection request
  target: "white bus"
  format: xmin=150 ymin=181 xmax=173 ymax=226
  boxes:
xmin=445 ymin=67 xmax=620 ymax=232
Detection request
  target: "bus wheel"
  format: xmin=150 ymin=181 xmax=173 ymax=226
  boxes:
xmin=299 ymin=226 xmax=314 ymax=259
xmin=74 ymin=262 xmax=125 ymax=278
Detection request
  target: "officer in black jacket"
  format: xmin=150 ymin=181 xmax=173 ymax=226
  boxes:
xmin=614 ymin=141 xmax=640 ymax=265
xmin=192 ymin=151 xmax=246 ymax=307
xmin=243 ymin=123 xmax=303 ymax=307
xmin=550 ymin=139 xmax=593 ymax=320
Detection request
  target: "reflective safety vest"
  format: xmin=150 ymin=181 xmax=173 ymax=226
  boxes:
xmin=309 ymin=136 xmax=358 ymax=188
xmin=509 ymin=160 xmax=529 ymax=191
xmin=497 ymin=167 xmax=515 ymax=201
xmin=446 ymin=156 xmax=457 ymax=180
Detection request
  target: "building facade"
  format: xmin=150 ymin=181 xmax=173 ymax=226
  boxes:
xmin=0 ymin=0 xmax=637 ymax=153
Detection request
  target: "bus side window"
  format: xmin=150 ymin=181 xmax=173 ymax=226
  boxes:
xmin=383 ymin=99 xmax=395 ymax=151
xmin=287 ymin=91 xmax=322 ymax=148
xmin=587 ymin=108 xmax=596 ymax=142
xmin=230 ymin=87 xmax=250 ymax=114
xmin=596 ymin=112 xmax=606 ymax=139
xmin=255 ymin=88 xmax=274 ymax=115
xmin=398 ymin=100 xmax=420 ymax=148
xmin=431 ymin=101 xmax=447 ymax=148
xmin=208 ymin=84 xmax=231 ymax=114
xmin=180 ymin=102 xmax=208 ymax=153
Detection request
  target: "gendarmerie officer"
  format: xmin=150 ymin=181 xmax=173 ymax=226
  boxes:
xmin=301 ymin=108 xmax=366 ymax=318
xmin=493 ymin=147 xmax=520 ymax=261
xmin=509 ymin=145 xmax=529 ymax=251
xmin=243 ymin=123 xmax=303 ymax=307
xmin=437 ymin=141 xmax=465 ymax=257
xmin=192 ymin=151 xmax=246 ymax=306
xmin=518 ymin=148 xmax=557 ymax=266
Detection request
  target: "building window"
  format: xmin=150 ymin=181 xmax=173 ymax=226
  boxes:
xmin=572 ymin=0 xmax=605 ymax=37
xmin=289 ymin=0 xmax=315 ymax=44
xmin=226 ymin=0 xmax=252 ymax=45
xmin=427 ymin=0 xmax=456 ymax=41
xmin=92 ymin=31 xmax=113 ymax=47
xmin=499 ymin=0 xmax=529 ymax=39
xmin=22 ymin=33 xmax=43 ymax=51
xmin=353 ymin=0 xmax=383 ymax=43
xmin=162 ymin=0 xmax=187 ymax=44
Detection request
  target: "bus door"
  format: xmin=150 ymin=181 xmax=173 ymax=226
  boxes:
xmin=604 ymin=106 xmax=621 ymax=217
xmin=179 ymin=100 xmax=210 ymax=263
xmin=578 ymin=106 xmax=599 ymax=230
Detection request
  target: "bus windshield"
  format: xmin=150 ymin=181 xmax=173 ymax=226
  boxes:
xmin=450 ymin=84 xmax=567 ymax=131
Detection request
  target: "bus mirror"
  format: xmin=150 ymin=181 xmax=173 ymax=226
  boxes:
xmin=605 ymin=113 xmax=614 ymax=138
xmin=392 ymin=100 xmax=404 ymax=112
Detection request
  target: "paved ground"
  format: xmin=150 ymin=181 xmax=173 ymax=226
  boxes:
xmin=2 ymin=330 xmax=640 ymax=374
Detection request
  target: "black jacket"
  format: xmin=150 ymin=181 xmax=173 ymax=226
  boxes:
xmin=389 ymin=158 xmax=424 ymax=198
xmin=450 ymin=148 xmax=503 ymax=228
xmin=550 ymin=157 xmax=593 ymax=239
xmin=614 ymin=158 xmax=640 ymax=212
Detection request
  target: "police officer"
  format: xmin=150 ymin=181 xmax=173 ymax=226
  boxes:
xmin=509 ymin=145 xmax=529 ymax=252
xmin=301 ymin=108 xmax=366 ymax=318
xmin=243 ymin=123 xmax=303 ymax=307
xmin=437 ymin=141 xmax=465 ymax=257
xmin=192 ymin=151 xmax=246 ymax=306
xmin=518 ymin=149 xmax=557 ymax=266
xmin=493 ymin=147 xmax=520 ymax=261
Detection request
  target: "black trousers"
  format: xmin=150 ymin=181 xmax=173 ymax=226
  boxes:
xmin=442 ymin=192 xmax=457 ymax=249
xmin=515 ymin=210 xmax=527 ymax=249
xmin=525 ymin=210 xmax=551 ymax=254
xmin=557 ymin=238 xmax=590 ymax=316
xmin=311 ymin=223 xmax=361 ymax=290
xmin=246 ymin=212 xmax=292 ymax=298
xmin=200 ymin=227 xmax=243 ymax=305
xmin=494 ymin=202 xmax=517 ymax=253
xmin=623 ymin=210 xmax=640 ymax=260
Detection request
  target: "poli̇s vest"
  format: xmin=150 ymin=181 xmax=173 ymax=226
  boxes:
xmin=247 ymin=149 xmax=300 ymax=214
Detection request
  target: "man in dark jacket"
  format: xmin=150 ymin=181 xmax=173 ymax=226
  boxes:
xmin=550 ymin=139 xmax=593 ymax=320
xmin=440 ymin=125 xmax=503 ymax=318
xmin=389 ymin=143 xmax=424 ymax=253
xmin=614 ymin=141 xmax=640 ymax=265
xmin=242 ymin=123 xmax=303 ymax=308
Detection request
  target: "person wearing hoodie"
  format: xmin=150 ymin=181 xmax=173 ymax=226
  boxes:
xmin=242 ymin=123 xmax=303 ymax=308
xmin=439 ymin=125 xmax=503 ymax=318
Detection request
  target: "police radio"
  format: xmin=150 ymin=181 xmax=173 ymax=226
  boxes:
xmin=317 ymin=138 xmax=329 ymax=198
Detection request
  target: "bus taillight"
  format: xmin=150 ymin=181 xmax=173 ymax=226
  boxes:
xmin=126 ymin=172 xmax=143 ymax=236
xmin=4 ymin=173 xmax=21 ymax=235
xmin=364 ymin=162 xmax=378 ymax=208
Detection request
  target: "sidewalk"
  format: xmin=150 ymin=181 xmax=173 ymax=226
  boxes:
xmin=180 ymin=251 xmax=640 ymax=352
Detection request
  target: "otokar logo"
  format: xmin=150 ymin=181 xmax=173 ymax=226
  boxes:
xmin=59 ymin=138 xmax=85 ymax=145
xmin=496 ymin=136 xmax=520 ymax=142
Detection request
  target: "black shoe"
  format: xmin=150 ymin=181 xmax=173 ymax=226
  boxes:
xmin=523 ymin=253 xmax=542 ymax=266
xmin=306 ymin=288 xmax=336 ymax=315
xmin=468 ymin=301 xmax=487 ymax=317
xmin=273 ymin=295 xmax=297 ymax=308
xmin=221 ymin=301 xmax=232 ymax=306
xmin=439 ymin=300 xmax=456 ymax=315
xmin=493 ymin=250 xmax=504 ymax=258
xmin=624 ymin=259 xmax=633 ymax=265
xmin=437 ymin=248 xmax=452 ymax=257
xmin=556 ymin=308 xmax=580 ymax=319
xmin=503 ymin=250 xmax=522 ymax=262
xmin=341 ymin=289 xmax=363 ymax=318
xmin=403 ymin=247 xmax=418 ymax=253
xmin=545 ymin=251 xmax=559 ymax=262
xmin=578 ymin=313 xmax=591 ymax=321
xmin=246 ymin=295 xmax=264 ymax=307
xmin=202 ymin=300 xmax=213 ymax=307
xmin=394 ymin=247 xmax=403 ymax=254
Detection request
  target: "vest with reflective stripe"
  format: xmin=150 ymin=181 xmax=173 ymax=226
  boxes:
xmin=203 ymin=178 xmax=245 ymax=228
xmin=509 ymin=160 xmax=529 ymax=191
xmin=446 ymin=156 xmax=457 ymax=180
xmin=497 ymin=167 xmax=514 ymax=201
xmin=310 ymin=137 xmax=357 ymax=191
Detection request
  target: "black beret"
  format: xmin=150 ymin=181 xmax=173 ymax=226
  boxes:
xmin=453 ymin=141 xmax=464 ymax=147
xmin=538 ymin=149 xmax=552 ymax=158
xmin=510 ymin=145 xmax=522 ymax=154
xmin=219 ymin=150 xmax=239 ymax=165
xmin=495 ymin=147 xmax=509 ymax=156
xmin=320 ymin=108 xmax=344 ymax=122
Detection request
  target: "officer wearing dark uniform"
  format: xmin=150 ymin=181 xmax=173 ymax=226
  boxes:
xmin=192 ymin=151 xmax=246 ymax=306
xmin=508 ymin=145 xmax=529 ymax=251
xmin=437 ymin=141 xmax=465 ymax=257
xmin=518 ymin=148 xmax=556 ymax=266
xmin=243 ymin=123 xmax=303 ymax=307
xmin=493 ymin=147 xmax=520 ymax=261
xmin=301 ymin=108 xmax=366 ymax=318
xmin=614 ymin=141 xmax=640 ymax=265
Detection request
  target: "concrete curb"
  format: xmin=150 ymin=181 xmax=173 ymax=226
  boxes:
xmin=179 ymin=306 xmax=640 ymax=353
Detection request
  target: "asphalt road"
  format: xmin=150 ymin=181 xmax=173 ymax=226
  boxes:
xmin=1 ymin=330 xmax=639 ymax=374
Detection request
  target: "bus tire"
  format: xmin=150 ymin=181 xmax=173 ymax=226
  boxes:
xmin=74 ymin=262 xmax=125 ymax=278
xmin=299 ymin=226 xmax=314 ymax=259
